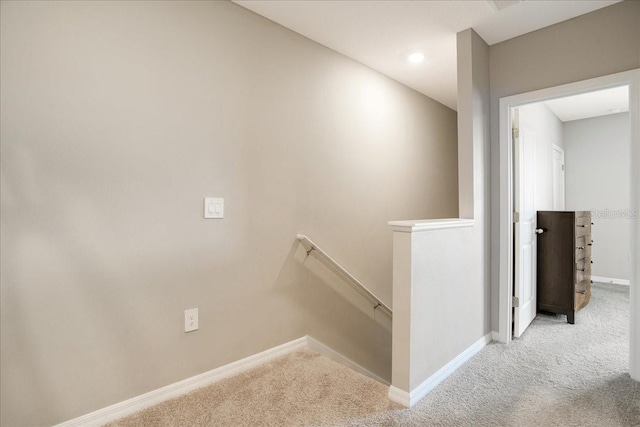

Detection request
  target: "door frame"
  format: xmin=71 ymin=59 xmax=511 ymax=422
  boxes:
xmin=496 ymin=69 xmax=640 ymax=380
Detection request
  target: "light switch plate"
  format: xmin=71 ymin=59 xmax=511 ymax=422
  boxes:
xmin=204 ymin=197 xmax=224 ymax=219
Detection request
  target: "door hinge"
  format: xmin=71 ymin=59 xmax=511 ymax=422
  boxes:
xmin=512 ymin=127 xmax=520 ymax=139
xmin=512 ymin=296 xmax=520 ymax=308
xmin=513 ymin=212 xmax=520 ymax=223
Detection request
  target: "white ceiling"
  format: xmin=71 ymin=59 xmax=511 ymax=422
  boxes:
xmin=233 ymin=0 xmax=621 ymax=110
xmin=543 ymin=86 xmax=629 ymax=123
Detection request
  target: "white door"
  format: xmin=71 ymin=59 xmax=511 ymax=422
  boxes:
xmin=552 ymin=145 xmax=566 ymax=210
xmin=513 ymin=112 xmax=537 ymax=338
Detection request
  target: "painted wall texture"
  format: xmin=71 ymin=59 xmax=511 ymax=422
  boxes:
xmin=565 ymin=113 xmax=631 ymax=281
xmin=0 ymin=1 xmax=459 ymax=425
xmin=489 ymin=0 xmax=640 ymax=331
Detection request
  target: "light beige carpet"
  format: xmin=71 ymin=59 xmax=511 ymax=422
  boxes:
xmin=108 ymin=283 xmax=640 ymax=426
xmin=105 ymin=349 xmax=398 ymax=427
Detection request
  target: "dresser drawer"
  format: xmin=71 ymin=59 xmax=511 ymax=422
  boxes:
xmin=575 ymin=274 xmax=592 ymax=312
xmin=575 ymin=236 xmax=592 ymax=261
xmin=575 ymin=278 xmax=590 ymax=293
xmin=575 ymin=216 xmax=591 ymax=237
xmin=575 ymin=286 xmax=591 ymax=311
xmin=575 ymin=259 xmax=591 ymax=283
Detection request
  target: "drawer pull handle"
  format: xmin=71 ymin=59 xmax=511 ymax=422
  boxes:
xmin=588 ymin=243 xmax=593 ymax=246
xmin=535 ymin=228 xmax=544 ymax=235
xmin=578 ymin=268 xmax=587 ymax=272
xmin=577 ymin=246 xmax=585 ymax=250
xmin=577 ymin=225 xmax=586 ymax=228
xmin=577 ymin=290 xmax=587 ymax=294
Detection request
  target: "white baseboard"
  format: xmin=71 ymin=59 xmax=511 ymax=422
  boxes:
xmin=388 ymin=385 xmax=411 ymax=407
xmin=55 ymin=335 xmax=387 ymax=426
xmin=54 ymin=337 xmax=308 ymax=427
xmin=306 ymin=336 xmax=389 ymax=385
xmin=388 ymin=333 xmax=492 ymax=408
xmin=591 ymin=275 xmax=630 ymax=286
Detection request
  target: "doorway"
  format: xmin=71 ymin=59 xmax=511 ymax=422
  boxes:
xmin=511 ymin=86 xmax=630 ymax=337
xmin=496 ymin=69 xmax=640 ymax=380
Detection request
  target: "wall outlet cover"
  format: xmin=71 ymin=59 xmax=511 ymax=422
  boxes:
xmin=185 ymin=308 xmax=199 ymax=332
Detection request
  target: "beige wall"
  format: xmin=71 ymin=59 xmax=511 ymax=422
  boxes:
xmin=489 ymin=0 xmax=640 ymax=330
xmin=0 ymin=1 xmax=459 ymax=425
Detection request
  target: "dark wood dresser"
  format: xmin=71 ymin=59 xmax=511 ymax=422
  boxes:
xmin=536 ymin=211 xmax=592 ymax=324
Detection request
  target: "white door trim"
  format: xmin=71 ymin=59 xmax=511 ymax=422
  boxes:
xmin=496 ymin=69 xmax=640 ymax=381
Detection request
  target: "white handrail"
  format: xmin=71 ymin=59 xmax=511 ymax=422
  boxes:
xmin=296 ymin=234 xmax=392 ymax=317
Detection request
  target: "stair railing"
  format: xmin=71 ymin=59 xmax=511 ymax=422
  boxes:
xmin=296 ymin=234 xmax=392 ymax=317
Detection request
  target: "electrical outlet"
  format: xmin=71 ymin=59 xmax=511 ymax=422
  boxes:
xmin=185 ymin=308 xmax=198 ymax=332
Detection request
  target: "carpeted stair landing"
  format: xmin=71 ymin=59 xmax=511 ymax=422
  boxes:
xmin=107 ymin=283 xmax=640 ymax=426
xmin=106 ymin=349 xmax=396 ymax=426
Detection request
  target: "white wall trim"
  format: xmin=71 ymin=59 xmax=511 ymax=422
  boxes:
xmin=630 ymin=67 xmax=640 ymax=380
xmin=387 ymin=385 xmax=411 ymax=407
xmin=591 ymin=276 xmax=630 ymax=286
xmin=388 ymin=218 xmax=475 ymax=233
xmin=388 ymin=333 xmax=492 ymax=407
xmin=54 ymin=336 xmax=387 ymax=426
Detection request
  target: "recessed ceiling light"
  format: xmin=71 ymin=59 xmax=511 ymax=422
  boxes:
xmin=488 ymin=0 xmax=522 ymax=12
xmin=408 ymin=52 xmax=425 ymax=64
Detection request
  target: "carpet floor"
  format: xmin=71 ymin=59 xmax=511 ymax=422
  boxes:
xmin=107 ymin=283 xmax=640 ymax=426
